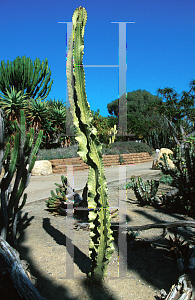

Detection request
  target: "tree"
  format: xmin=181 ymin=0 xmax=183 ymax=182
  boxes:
xmin=107 ymin=89 xmax=164 ymax=139
xmin=0 ymin=56 xmax=53 ymax=101
xmin=91 ymin=109 xmax=112 ymax=144
xmin=157 ymin=86 xmax=195 ymax=130
xmin=157 ymin=81 xmax=195 ymax=144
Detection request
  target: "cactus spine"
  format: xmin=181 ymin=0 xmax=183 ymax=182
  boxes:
xmin=66 ymin=6 xmax=114 ymax=283
xmin=0 ymin=109 xmax=43 ymax=245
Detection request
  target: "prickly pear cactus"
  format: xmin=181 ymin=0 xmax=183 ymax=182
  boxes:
xmin=66 ymin=6 xmax=114 ymax=283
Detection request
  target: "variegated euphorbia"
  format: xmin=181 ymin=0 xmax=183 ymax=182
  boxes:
xmin=66 ymin=6 xmax=114 ymax=283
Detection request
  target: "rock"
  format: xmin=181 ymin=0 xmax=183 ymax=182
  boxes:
xmin=0 ymin=167 xmax=5 ymax=178
xmin=31 ymin=160 xmax=53 ymax=176
xmin=152 ymin=148 xmax=175 ymax=170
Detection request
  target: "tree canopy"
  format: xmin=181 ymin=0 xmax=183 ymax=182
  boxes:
xmin=157 ymin=83 xmax=195 ymax=134
xmin=107 ymin=84 xmax=195 ymax=142
xmin=107 ymin=89 xmax=164 ymax=139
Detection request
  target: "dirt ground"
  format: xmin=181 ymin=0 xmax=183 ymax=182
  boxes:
xmin=13 ymin=173 xmax=195 ymax=300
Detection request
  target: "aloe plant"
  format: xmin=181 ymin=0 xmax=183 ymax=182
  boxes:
xmin=0 ymin=109 xmax=43 ymax=245
xmin=66 ymin=6 xmax=114 ymax=283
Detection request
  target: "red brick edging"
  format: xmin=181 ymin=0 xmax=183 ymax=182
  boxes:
xmin=49 ymin=152 xmax=152 ymax=174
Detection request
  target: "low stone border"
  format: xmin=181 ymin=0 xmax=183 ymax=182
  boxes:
xmin=49 ymin=152 xmax=153 ymax=174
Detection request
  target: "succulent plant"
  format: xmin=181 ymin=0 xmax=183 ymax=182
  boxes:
xmin=0 ymin=109 xmax=43 ymax=245
xmin=66 ymin=6 xmax=114 ymax=283
xmin=129 ymin=175 xmax=160 ymax=206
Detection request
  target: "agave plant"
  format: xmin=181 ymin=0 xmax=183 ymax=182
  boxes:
xmin=0 ymin=87 xmax=31 ymax=150
xmin=0 ymin=87 xmax=30 ymax=123
xmin=26 ymin=98 xmax=49 ymax=123
xmin=46 ymin=98 xmax=66 ymax=131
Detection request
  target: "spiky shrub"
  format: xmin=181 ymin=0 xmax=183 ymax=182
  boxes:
xmin=129 ymin=175 xmax=160 ymax=206
xmin=66 ymin=6 xmax=114 ymax=283
xmin=159 ymin=144 xmax=195 ymax=215
xmin=0 ymin=109 xmax=43 ymax=245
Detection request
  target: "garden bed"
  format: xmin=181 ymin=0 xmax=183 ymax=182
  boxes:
xmin=13 ymin=173 xmax=195 ymax=300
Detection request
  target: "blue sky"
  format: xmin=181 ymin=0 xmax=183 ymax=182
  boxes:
xmin=1 ymin=0 xmax=195 ymax=117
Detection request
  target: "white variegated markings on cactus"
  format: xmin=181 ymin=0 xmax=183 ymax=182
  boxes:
xmin=66 ymin=6 xmax=114 ymax=283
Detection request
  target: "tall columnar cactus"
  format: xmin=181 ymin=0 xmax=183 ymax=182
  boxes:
xmin=66 ymin=6 xmax=114 ymax=283
xmin=0 ymin=56 xmax=53 ymax=101
xmin=0 ymin=109 xmax=43 ymax=245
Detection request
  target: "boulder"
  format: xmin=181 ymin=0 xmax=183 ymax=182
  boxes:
xmin=152 ymin=148 xmax=175 ymax=170
xmin=31 ymin=160 xmax=53 ymax=176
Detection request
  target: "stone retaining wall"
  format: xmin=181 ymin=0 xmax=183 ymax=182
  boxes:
xmin=49 ymin=152 xmax=152 ymax=174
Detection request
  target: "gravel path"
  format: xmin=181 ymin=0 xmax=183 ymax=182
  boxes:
xmin=15 ymin=173 xmax=195 ymax=300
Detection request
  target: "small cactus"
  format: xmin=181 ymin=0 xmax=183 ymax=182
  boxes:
xmin=129 ymin=175 xmax=160 ymax=206
xmin=46 ymin=175 xmax=86 ymax=218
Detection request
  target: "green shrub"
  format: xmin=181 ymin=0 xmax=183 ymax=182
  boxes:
xmin=159 ymin=173 xmax=174 ymax=185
